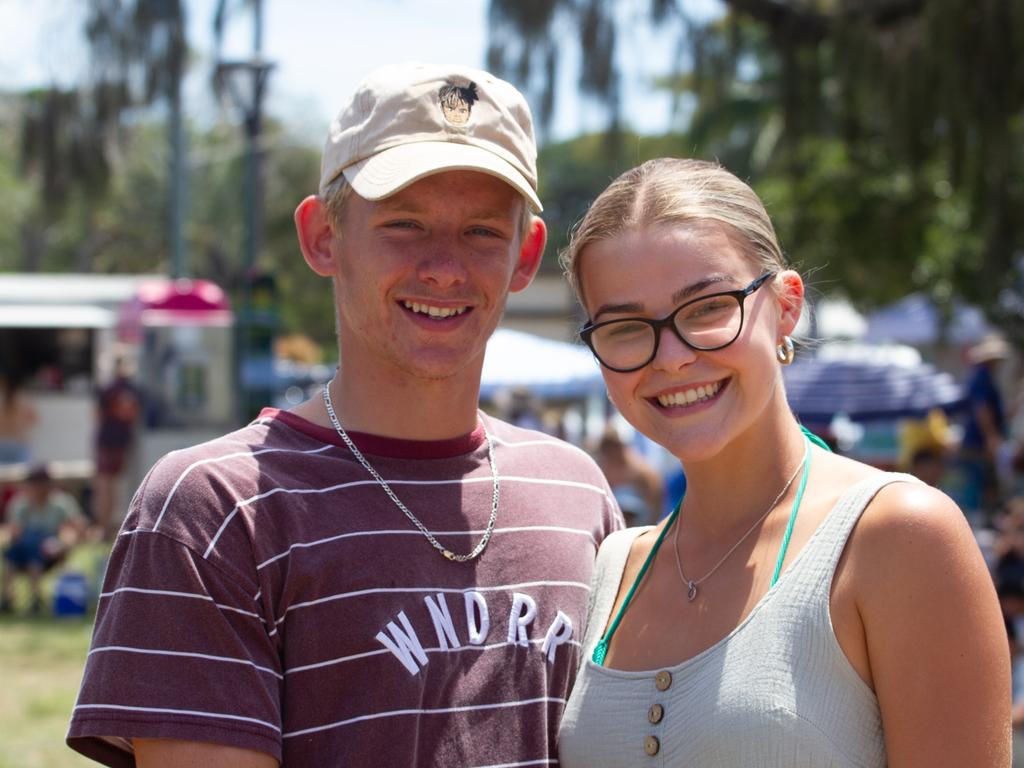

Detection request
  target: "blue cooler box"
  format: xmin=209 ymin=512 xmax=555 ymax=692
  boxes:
xmin=53 ymin=572 xmax=89 ymax=617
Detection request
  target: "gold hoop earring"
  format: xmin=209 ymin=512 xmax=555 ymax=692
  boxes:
xmin=776 ymin=336 xmax=795 ymax=365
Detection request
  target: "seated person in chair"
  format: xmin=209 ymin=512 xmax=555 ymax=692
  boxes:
xmin=1 ymin=464 xmax=86 ymax=613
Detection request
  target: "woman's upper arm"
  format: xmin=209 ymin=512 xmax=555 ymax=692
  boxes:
xmin=854 ymin=482 xmax=1011 ymax=766
xmin=134 ymin=737 xmax=279 ymax=767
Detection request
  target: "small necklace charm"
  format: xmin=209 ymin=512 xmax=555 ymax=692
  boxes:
xmin=687 ymin=581 xmax=698 ymax=602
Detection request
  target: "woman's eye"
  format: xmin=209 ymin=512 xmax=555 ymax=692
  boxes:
xmin=605 ymin=321 xmax=648 ymax=339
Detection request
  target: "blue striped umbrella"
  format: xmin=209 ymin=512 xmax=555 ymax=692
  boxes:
xmin=782 ymin=343 xmax=965 ymax=423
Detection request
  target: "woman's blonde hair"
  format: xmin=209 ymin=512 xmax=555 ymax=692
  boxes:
xmin=561 ymin=158 xmax=788 ymax=299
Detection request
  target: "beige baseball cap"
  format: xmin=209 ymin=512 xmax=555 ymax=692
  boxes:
xmin=319 ymin=62 xmax=542 ymax=212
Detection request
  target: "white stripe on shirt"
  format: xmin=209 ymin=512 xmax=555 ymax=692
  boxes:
xmin=282 ymin=696 xmax=566 ymax=738
xmin=98 ymin=586 xmax=262 ymax=622
xmin=276 ymin=579 xmax=591 ymax=624
xmin=88 ymin=645 xmax=282 ymax=679
xmin=256 ymin=525 xmax=599 ymax=571
xmin=72 ymin=703 xmax=280 ymax=732
xmin=203 ymin=475 xmax=611 ymax=559
xmin=286 ymin=637 xmax=582 ymax=676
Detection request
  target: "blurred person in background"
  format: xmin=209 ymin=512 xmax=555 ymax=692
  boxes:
xmin=898 ymin=408 xmax=952 ymax=489
xmin=0 ymin=374 xmax=37 ymax=465
xmin=595 ymin=424 xmax=664 ymax=526
xmin=0 ymin=464 xmax=85 ymax=613
xmin=91 ymin=356 xmax=141 ymax=540
xmin=1009 ymin=617 xmax=1024 ymax=767
xmin=960 ymin=334 xmax=1012 ymax=517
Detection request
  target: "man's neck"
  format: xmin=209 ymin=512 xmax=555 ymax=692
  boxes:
xmin=293 ymin=368 xmax=484 ymax=441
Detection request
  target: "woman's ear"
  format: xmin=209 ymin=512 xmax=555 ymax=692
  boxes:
xmin=294 ymin=196 xmax=337 ymax=277
xmin=776 ymin=269 xmax=805 ymax=335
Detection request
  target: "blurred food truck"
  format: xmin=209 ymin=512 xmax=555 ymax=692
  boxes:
xmin=0 ymin=273 xmax=235 ymax=494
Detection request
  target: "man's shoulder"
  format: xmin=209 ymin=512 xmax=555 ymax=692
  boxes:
xmin=129 ymin=417 xmax=318 ymax=529
xmin=487 ymin=416 xmax=584 ymax=452
xmin=484 ymin=416 xmax=607 ymax=476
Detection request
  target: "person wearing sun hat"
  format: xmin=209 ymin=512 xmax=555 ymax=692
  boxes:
xmin=960 ymin=333 xmax=1013 ymax=516
xmin=67 ymin=62 xmax=622 ymax=767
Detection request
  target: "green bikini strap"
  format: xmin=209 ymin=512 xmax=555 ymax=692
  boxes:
xmin=591 ymin=504 xmax=680 ymax=666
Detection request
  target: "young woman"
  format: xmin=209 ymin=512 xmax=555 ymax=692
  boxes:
xmin=557 ymin=158 xmax=1010 ymax=766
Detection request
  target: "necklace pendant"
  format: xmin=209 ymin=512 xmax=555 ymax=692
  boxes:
xmin=686 ymin=581 xmax=698 ymax=601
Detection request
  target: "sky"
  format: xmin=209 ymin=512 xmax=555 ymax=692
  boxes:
xmin=0 ymin=0 xmax=721 ymax=145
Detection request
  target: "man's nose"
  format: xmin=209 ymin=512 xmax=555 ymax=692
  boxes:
xmin=417 ymin=237 xmax=469 ymax=287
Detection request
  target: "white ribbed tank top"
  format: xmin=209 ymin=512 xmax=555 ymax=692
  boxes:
xmin=558 ymin=472 xmax=917 ymax=768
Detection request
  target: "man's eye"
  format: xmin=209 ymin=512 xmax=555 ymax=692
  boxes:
xmin=468 ymin=226 xmax=501 ymax=237
xmin=384 ymin=220 xmax=419 ymax=230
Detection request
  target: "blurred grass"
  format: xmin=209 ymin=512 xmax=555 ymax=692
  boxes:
xmin=0 ymin=542 xmax=109 ymax=768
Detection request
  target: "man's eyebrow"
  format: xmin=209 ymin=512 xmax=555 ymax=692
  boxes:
xmin=592 ymin=274 xmax=737 ymax=321
xmin=467 ymin=209 xmax=516 ymax=223
xmin=373 ymin=200 xmax=514 ymax=224
xmin=374 ymin=198 xmax=427 ymax=214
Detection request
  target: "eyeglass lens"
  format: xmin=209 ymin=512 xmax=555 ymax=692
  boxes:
xmin=589 ymin=293 xmax=743 ymax=371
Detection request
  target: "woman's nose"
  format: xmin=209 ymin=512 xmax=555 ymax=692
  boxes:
xmin=649 ymin=325 xmax=698 ymax=372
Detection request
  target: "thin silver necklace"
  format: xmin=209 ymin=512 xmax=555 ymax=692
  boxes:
xmin=321 ymin=383 xmax=500 ymax=562
xmin=673 ymin=446 xmax=806 ymax=601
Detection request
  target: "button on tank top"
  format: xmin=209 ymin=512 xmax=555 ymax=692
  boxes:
xmin=558 ymin=473 xmax=917 ymax=768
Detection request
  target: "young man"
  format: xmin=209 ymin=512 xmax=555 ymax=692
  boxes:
xmin=68 ymin=62 xmax=621 ymax=767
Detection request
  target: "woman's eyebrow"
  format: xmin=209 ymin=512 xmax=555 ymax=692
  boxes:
xmin=592 ymin=301 xmax=644 ymax=319
xmin=670 ymin=274 xmax=734 ymax=304
xmin=592 ymin=274 xmax=737 ymax=320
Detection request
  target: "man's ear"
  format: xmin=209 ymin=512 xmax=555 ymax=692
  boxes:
xmin=777 ymin=269 xmax=805 ymax=335
xmin=294 ymin=195 xmax=337 ymax=277
xmin=509 ymin=216 xmax=547 ymax=293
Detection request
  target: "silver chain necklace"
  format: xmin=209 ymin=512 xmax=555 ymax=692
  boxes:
xmin=673 ymin=446 xmax=806 ymax=601
xmin=321 ymin=383 xmax=500 ymax=562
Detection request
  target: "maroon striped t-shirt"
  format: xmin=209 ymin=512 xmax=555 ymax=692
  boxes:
xmin=68 ymin=409 xmax=622 ymax=766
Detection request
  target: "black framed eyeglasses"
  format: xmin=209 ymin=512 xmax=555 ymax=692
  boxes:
xmin=580 ymin=272 xmax=777 ymax=373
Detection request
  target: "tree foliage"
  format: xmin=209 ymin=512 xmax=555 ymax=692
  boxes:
xmin=489 ymin=0 xmax=1024 ymax=344
xmin=15 ymin=0 xmax=186 ymax=273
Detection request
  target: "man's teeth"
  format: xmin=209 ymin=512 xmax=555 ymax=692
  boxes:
xmin=657 ymin=381 xmax=722 ymax=408
xmin=403 ymin=301 xmax=468 ymax=318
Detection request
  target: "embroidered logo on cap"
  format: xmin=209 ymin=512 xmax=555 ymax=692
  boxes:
xmin=438 ymin=80 xmax=478 ymax=125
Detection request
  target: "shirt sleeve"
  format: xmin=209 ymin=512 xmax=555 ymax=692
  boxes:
xmin=67 ymin=528 xmax=283 ymax=766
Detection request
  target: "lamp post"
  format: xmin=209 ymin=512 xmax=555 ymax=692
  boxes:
xmin=213 ymin=0 xmax=275 ymax=422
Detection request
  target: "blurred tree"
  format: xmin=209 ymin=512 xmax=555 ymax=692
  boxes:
xmin=490 ymin=0 xmax=1024 ymax=343
xmin=16 ymin=0 xmax=186 ymax=273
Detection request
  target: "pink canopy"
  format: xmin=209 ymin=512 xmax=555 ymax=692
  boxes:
xmin=117 ymin=278 xmax=232 ymax=341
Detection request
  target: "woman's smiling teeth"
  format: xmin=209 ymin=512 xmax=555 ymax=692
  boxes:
xmin=657 ymin=380 xmax=723 ymax=408
xmin=403 ymin=301 xmax=469 ymax=319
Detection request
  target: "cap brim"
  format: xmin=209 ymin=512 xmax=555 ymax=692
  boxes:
xmin=342 ymin=142 xmax=542 ymax=213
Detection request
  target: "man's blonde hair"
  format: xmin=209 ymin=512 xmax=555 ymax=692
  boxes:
xmin=561 ymin=158 xmax=788 ymax=299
